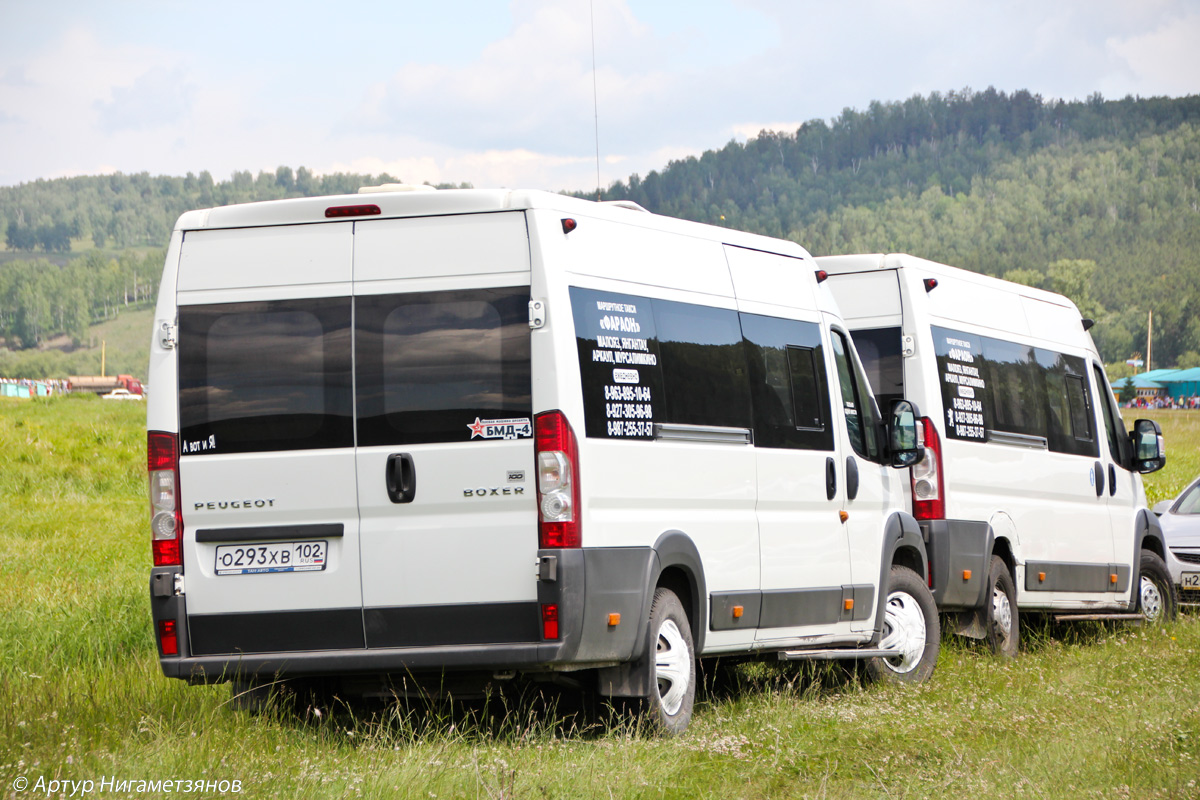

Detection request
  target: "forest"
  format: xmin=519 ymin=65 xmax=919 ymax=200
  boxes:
xmin=2 ymin=88 xmax=1199 ymax=377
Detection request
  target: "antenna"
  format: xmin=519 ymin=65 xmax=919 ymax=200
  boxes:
xmin=590 ymin=0 xmax=601 ymax=200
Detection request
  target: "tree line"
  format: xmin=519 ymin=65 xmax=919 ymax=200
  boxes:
xmin=0 ymin=250 xmax=162 ymax=349
xmin=2 ymin=87 xmax=1199 ymax=371
xmin=599 ymin=89 xmax=1200 ymax=368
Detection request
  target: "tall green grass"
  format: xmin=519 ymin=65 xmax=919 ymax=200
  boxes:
xmin=1 ymin=397 xmax=1199 ymax=799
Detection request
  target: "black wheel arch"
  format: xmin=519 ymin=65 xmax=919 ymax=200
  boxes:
xmin=649 ymin=530 xmax=707 ymax=655
xmin=1128 ymin=509 xmax=1167 ymax=608
xmin=596 ymin=530 xmax=706 ymax=699
xmin=874 ymin=512 xmax=930 ymax=641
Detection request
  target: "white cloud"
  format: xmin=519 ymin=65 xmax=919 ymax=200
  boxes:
xmin=1104 ymin=10 xmax=1200 ymax=97
xmin=1 ymin=0 xmax=1199 ymax=191
xmin=730 ymin=122 xmax=804 ymax=140
xmin=351 ymin=0 xmax=676 ymax=156
xmin=95 ymin=67 xmax=196 ymax=132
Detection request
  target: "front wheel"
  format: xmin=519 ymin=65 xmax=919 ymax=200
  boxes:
xmin=640 ymin=587 xmax=696 ymax=735
xmin=1137 ymin=551 xmax=1177 ymax=624
xmin=985 ymin=555 xmax=1019 ymax=658
xmin=865 ymin=566 xmax=940 ymax=684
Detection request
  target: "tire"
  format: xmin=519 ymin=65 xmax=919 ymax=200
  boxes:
xmin=641 ymin=587 xmax=696 ymax=735
xmin=985 ymin=555 xmax=1019 ymax=658
xmin=1137 ymin=551 xmax=1177 ymax=624
xmin=865 ymin=566 xmax=940 ymax=684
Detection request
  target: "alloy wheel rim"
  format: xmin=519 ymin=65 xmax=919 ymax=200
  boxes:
xmin=992 ymin=585 xmax=1013 ymax=643
xmin=1140 ymin=575 xmax=1163 ymax=622
xmin=655 ymin=619 xmax=689 ymax=715
xmin=878 ymin=591 xmax=927 ymax=673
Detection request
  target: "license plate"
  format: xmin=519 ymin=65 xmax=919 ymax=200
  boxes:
xmin=1183 ymin=572 xmax=1200 ymax=589
xmin=215 ymin=541 xmax=327 ymax=575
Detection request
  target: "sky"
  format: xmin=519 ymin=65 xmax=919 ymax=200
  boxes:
xmin=1 ymin=0 xmax=1199 ymax=193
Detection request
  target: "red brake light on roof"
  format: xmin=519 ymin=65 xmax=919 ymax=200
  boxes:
xmin=535 ymin=411 xmax=581 ymax=548
xmin=148 ymin=431 xmax=183 ymax=567
xmin=325 ymin=204 xmax=381 ymax=218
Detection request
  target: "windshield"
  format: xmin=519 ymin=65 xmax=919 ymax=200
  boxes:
xmin=1175 ymin=482 xmax=1200 ymax=515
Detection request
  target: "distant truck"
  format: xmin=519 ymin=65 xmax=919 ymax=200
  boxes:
xmin=68 ymin=374 xmax=144 ymax=396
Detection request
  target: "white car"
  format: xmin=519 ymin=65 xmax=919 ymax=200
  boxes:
xmin=1156 ymin=476 xmax=1200 ymax=607
xmin=102 ymin=388 xmax=143 ymax=401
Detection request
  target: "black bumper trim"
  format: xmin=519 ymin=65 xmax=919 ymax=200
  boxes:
xmin=195 ymin=523 xmax=344 ymax=543
xmin=189 ymin=608 xmax=365 ymax=655
xmin=365 ymin=602 xmax=539 ymax=648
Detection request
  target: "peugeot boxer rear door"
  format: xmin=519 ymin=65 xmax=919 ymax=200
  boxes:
xmin=176 ymin=223 xmax=364 ymax=656
xmin=351 ymin=212 xmax=539 ymax=649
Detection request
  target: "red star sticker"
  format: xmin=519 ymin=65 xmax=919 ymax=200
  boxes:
xmin=467 ymin=417 xmax=486 ymax=438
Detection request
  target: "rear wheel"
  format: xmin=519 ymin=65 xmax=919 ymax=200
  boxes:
xmin=985 ymin=555 xmax=1019 ymax=658
xmin=640 ymin=587 xmax=695 ymax=735
xmin=865 ymin=566 xmax=940 ymax=684
xmin=1137 ymin=551 xmax=1177 ymax=623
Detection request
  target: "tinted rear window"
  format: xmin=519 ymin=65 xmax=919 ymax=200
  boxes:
xmin=178 ymin=297 xmax=353 ymax=455
xmin=849 ymin=327 xmax=904 ymax=412
xmin=355 ymin=288 xmax=532 ymax=446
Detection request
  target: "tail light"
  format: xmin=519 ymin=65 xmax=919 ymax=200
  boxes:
xmin=911 ymin=417 xmax=945 ymax=520
xmin=535 ymin=411 xmax=581 ymax=548
xmin=148 ymin=431 xmax=183 ymax=566
xmin=541 ymin=604 xmax=560 ymax=640
xmin=158 ymin=619 xmax=179 ymax=655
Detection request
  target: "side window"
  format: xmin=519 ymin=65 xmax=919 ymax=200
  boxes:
xmin=570 ymin=288 xmax=753 ymax=438
xmin=355 ymin=288 xmax=532 ymax=446
xmin=655 ymin=300 xmax=752 ymax=429
xmin=932 ymin=325 xmax=1100 ymax=458
xmin=570 ymin=287 xmax=664 ymax=440
xmin=831 ymin=329 xmax=881 ymax=460
xmin=740 ymin=312 xmax=833 ymax=450
xmin=178 ymin=297 xmax=353 ymax=455
xmin=1065 ymin=375 xmax=1095 ymax=445
xmin=1093 ymin=364 xmax=1125 ymax=466
xmin=983 ymin=338 xmax=1047 ymax=439
xmin=848 ymin=327 xmax=904 ymax=412
xmin=1039 ymin=350 xmax=1098 ymax=457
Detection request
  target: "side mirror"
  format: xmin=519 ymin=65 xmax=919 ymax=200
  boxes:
xmin=1151 ymin=499 xmax=1173 ymax=516
xmin=888 ymin=399 xmax=925 ymax=468
xmin=1130 ymin=418 xmax=1166 ymax=474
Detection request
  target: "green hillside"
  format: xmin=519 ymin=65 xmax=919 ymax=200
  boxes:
xmin=3 ymin=88 xmax=1199 ymax=373
xmin=603 ymin=90 xmax=1200 ymax=369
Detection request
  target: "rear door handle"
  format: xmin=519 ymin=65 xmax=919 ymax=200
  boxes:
xmin=1108 ymin=463 xmax=1117 ymax=497
xmin=1093 ymin=461 xmax=1104 ymax=498
xmin=826 ymin=457 xmax=837 ymax=501
xmin=386 ymin=453 xmax=417 ymax=504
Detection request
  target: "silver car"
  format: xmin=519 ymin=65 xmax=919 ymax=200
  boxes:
xmin=1156 ymin=476 xmax=1200 ymax=607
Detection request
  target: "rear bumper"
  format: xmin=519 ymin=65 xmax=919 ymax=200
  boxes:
xmin=922 ymin=519 xmax=991 ymax=609
xmin=152 ymin=546 xmax=656 ymax=683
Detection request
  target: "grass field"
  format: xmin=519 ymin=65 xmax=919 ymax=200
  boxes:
xmin=1 ymin=398 xmax=1199 ymax=799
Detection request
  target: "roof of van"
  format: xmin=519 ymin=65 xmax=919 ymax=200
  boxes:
xmin=815 ymin=252 xmax=1078 ymax=310
xmin=173 ymin=188 xmax=809 ymax=259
